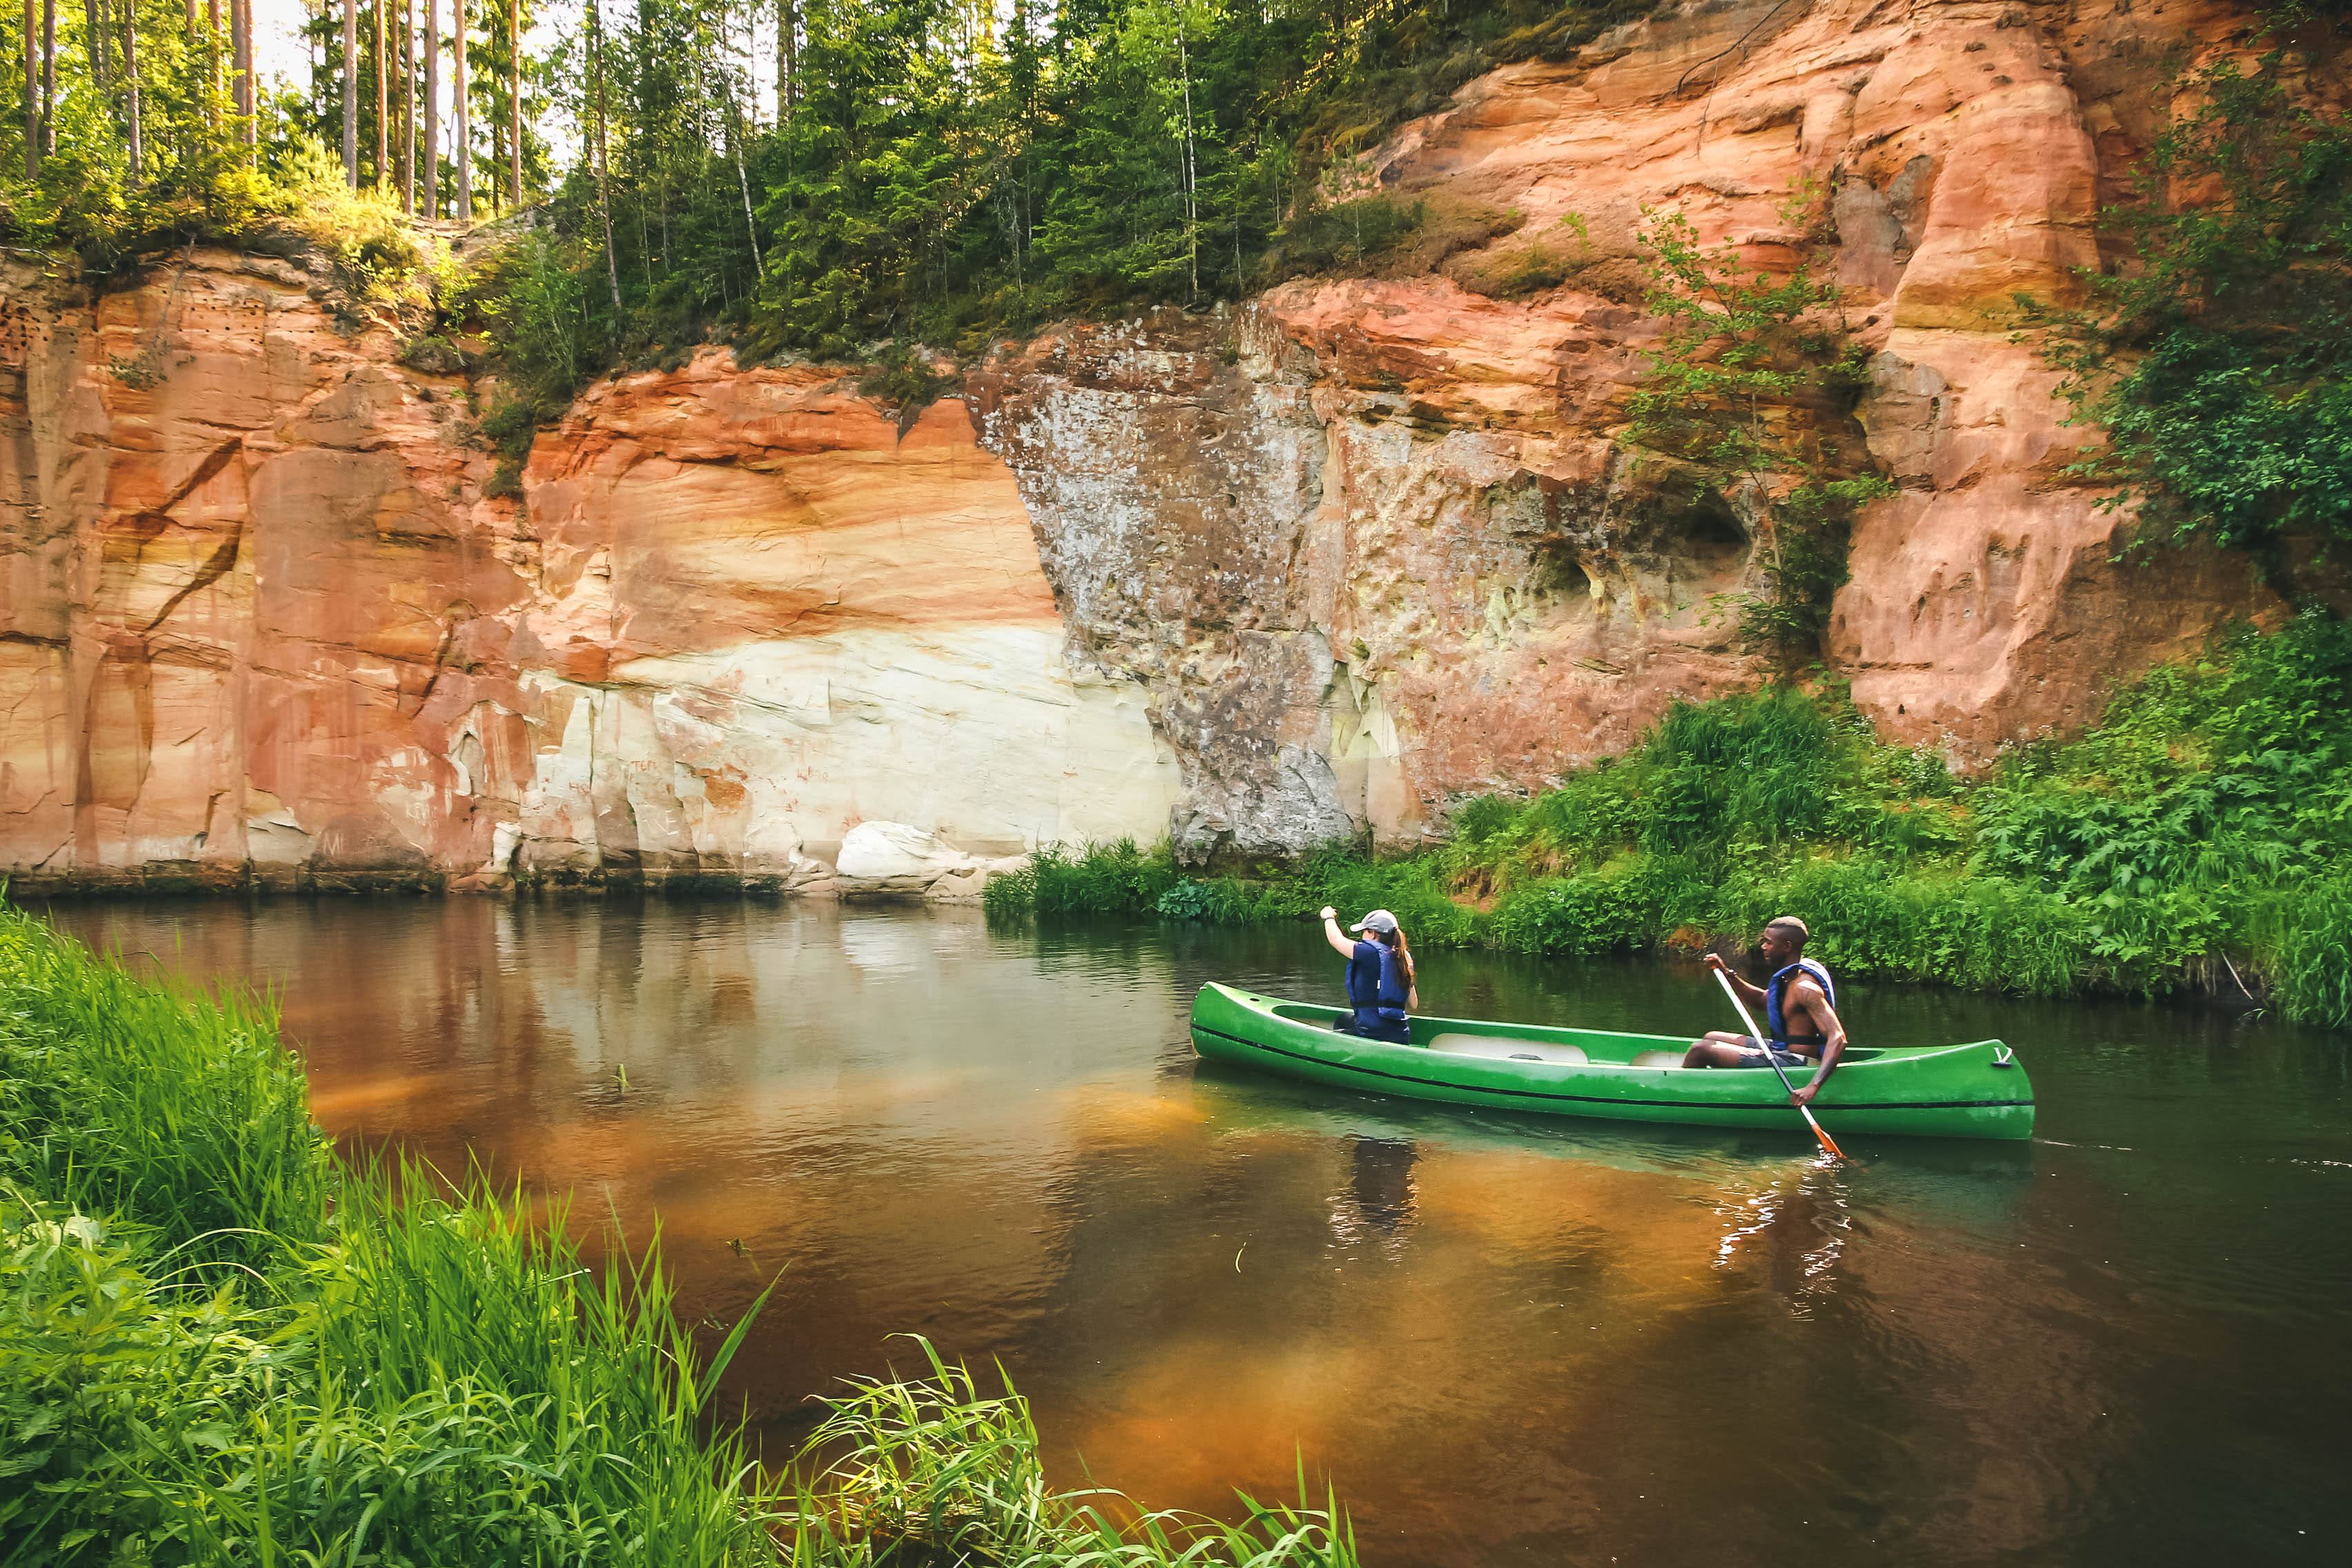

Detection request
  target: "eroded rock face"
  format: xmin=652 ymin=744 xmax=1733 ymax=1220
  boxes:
xmin=976 ymin=0 xmax=2295 ymax=852
xmin=0 ymin=0 xmax=2311 ymax=886
xmin=0 ymin=265 xmax=1177 ymax=890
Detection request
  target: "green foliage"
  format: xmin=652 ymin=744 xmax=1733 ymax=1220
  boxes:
xmin=982 ymin=838 xmax=1179 ymax=921
xmin=0 ymin=908 xmax=781 ymax=1564
xmin=1711 ymin=857 xmax=2119 ymax=998
xmin=399 ymin=333 xmax=464 ymax=376
xmin=2037 ymin=21 xmax=2352 ymax=561
xmin=793 ymin=1342 xmax=1356 ymax=1567
xmin=999 ymin=617 xmax=2352 ymax=1026
xmin=1445 ymin=213 xmax=1592 ymax=300
xmin=466 ymin=0 xmax=1663 ymax=379
xmin=0 ymin=1180 xmax=785 ymax=1567
xmin=0 ymin=6 xmax=455 ymax=298
xmin=1974 ymin=613 xmax=2352 ymax=901
xmin=1490 ymin=862 xmax=1672 ymax=955
xmin=857 ymin=350 xmax=953 ymax=418
xmin=479 ymin=398 xmax=542 ymax=462
xmin=472 ymin=227 xmax=600 ymax=406
xmin=1626 ymin=204 xmax=1893 ymax=660
xmin=2254 ymin=871 xmax=2352 ymax=1029
xmin=1258 ymin=193 xmax=1522 ymax=283
xmin=0 ymin=913 xmax=328 ymax=1267
xmin=1155 ymin=877 xmax=1237 ymax=921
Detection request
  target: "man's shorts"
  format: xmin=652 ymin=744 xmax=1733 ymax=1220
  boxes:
xmin=1726 ymin=1037 xmax=1810 ymax=1069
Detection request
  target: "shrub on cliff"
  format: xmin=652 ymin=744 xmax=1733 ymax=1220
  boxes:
xmin=1623 ymin=201 xmax=1894 ymax=666
xmin=2039 ymin=16 xmax=2352 ymax=575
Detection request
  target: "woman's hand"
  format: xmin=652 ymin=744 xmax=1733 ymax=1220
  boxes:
xmin=1319 ymin=906 xmax=1338 ymax=922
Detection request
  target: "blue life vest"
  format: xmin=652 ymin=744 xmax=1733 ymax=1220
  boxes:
xmin=1766 ymin=959 xmax=1837 ymax=1048
xmin=1346 ymin=940 xmax=1410 ymax=1020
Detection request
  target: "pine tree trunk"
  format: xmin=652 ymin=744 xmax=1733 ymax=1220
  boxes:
xmin=775 ymin=0 xmax=794 ymax=122
xmin=232 ymin=0 xmax=253 ymax=148
xmin=420 ymin=0 xmax=437 ymax=217
xmin=41 ymin=0 xmax=55 ymax=155
xmin=342 ymin=0 xmax=358 ymax=183
xmin=589 ymin=0 xmax=620 ymax=319
xmin=21 ymin=0 xmax=34 ymax=177
xmin=373 ymin=0 xmax=386 ymax=185
xmin=119 ymin=0 xmax=138 ymax=177
xmin=204 ymin=0 xmax=217 ymax=127
xmin=711 ymin=41 xmax=759 ymax=273
xmin=1178 ymin=22 xmax=1197 ymax=301
xmin=83 ymin=0 xmax=101 ymax=106
xmin=399 ymin=0 xmax=412 ymax=211
xmin=451 ymin=0 xmax=467 ymax=219
xmin=506 ymin=0 xmax=517 ymax=203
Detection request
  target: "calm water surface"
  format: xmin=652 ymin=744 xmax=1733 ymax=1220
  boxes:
xmin=30 ymin=896 xmax=2352 ymax=1567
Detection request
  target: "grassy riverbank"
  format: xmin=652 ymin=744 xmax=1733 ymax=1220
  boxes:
xmin=987 ymin=615 xmax=2352 ymax=1030
xmin=0 ymin=910 xmax=1356 ymax=1565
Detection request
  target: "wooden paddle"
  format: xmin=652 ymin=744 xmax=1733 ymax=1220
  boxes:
xmin=1712 ymin=966 xmax=1846 ymax=1160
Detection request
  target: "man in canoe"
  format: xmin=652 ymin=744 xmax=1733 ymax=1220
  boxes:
xmin=1683 ymin=917 xmax=1848 ymax=1106
xmin=1318 ymin=905 xmax=1419 ymax=1044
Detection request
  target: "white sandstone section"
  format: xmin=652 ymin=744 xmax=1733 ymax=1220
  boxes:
xmin=503 ymin=627 xmax=1177 ymax=883
xmin=491 ymin=373 xmax=1185 ymax=889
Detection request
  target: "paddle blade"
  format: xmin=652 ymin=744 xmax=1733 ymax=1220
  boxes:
xmin=1802 ymin=1108 xmax=1846 ymax=1160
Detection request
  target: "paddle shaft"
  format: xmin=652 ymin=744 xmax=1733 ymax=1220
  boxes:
xmin=1712 ymin=965 xmax=1844 ymax=1158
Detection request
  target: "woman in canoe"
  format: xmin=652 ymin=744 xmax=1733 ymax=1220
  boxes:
xmin=1318 ymin=906 xmax=1419 ymax=1044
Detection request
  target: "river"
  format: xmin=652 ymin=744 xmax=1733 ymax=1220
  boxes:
xmin=28 ymin=895 xmax=2350 ymax=1567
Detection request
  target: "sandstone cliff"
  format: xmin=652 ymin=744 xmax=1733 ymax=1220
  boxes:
xmin=0 ymin=0 xmax=2301 ymax=889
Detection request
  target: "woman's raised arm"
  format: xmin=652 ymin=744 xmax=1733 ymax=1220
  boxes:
xmin=1318 ymin=906 xmax=1358 ymax=958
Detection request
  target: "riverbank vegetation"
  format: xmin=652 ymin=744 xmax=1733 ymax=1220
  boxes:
xmin=987 ymin=614 xmax=2352 ymax=1029
xmin=0 ymin=908 xmax=1358 ymax=1564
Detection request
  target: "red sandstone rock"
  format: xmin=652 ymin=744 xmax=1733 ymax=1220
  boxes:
xmin=0 ymin=0 xmax=2319 ymax=882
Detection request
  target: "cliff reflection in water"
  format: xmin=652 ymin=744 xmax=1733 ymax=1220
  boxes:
xmin=25 ymin=895 xmax=2351 ymax=1568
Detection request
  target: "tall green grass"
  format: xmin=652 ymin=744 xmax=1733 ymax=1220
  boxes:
xmin=790 ymin=1341 xmax=1354 ymax=1567
xmin=0 ymin=924 xmax=329 ymax=1264
xmin=986 ymin=615 xmax=2352 ymax=1028
xmin=0 ymin=909 xmax=1359 ymax=1565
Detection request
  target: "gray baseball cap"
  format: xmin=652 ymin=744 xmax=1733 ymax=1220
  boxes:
xmin=1352 ymin=909 xmax=1399 ymax=934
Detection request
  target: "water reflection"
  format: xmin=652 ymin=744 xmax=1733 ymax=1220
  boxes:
xmin=1332 ymin=1137 xmax=1419 ymax=1251
xmin=18 ymin=894 xmax=2352 ymax=1568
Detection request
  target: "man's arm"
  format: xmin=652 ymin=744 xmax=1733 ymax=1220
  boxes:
xmin=1701 ymin=951 xmax=1768 ymax=1006
xmin=1790 ymin=985 xmax=1847 ymax=1107
xmin=1317 ymin=906 xmax=1358 ymax=959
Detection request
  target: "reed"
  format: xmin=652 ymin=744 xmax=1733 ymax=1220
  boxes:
xmin=0 ymin=909 xmax=1356 ymax=1566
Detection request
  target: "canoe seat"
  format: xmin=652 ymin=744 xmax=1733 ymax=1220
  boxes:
xmin=1629 ymin=1049 xmax=1686 ymax=1069
xmin=1427 ymin=1032 xmax=1588 ymax=1066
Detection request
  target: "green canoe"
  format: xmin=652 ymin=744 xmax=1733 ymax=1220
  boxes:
xmin=1188 ymin=983 xmax=2035 ymax=1141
